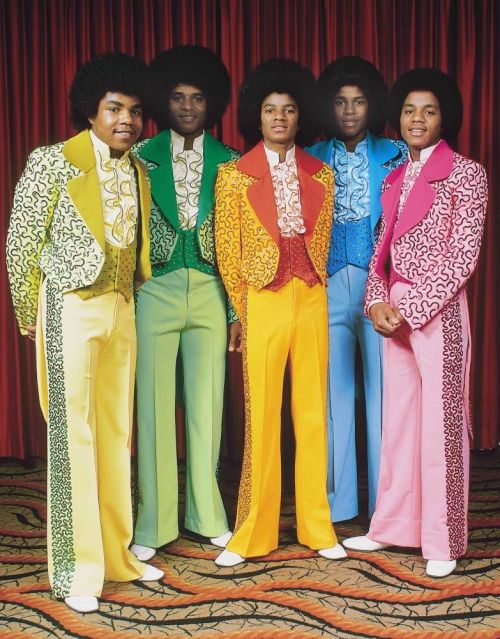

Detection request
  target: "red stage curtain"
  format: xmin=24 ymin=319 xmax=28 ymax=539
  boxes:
xmin=1 ymin=0 xmax=498 ymax=459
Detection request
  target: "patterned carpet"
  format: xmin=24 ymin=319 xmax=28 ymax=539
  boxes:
xmin=0 ymin=450 xmax=499 ymax=638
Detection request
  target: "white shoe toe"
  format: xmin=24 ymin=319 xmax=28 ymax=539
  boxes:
xmin=318 ymin=543 xmax=348 ymax=559
xmin=131 ymin=543 xmax=156 ymax=561
xmin=64 ymin=596 xmax=99 ymax=613
xmin=210 ymin=531 xmax=233 ymax=548
xmin=215 ymin=549 xmax=245 ymax=567
xmin=342 ymin=535 xmax=389 ymax=551
xmin=138 ymin=564 xmax=164 ymax=581
xmin=426 ymin=559 xmax=456 ymax=578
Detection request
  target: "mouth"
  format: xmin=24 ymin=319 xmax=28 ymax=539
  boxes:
xmin=114 ymin=130 xmax=136 ymax=139
xmin=408 ymin=128 xmax=427 ymax=136
xmin=341 ymin=120 xmax=359 ymax=128
xmin=271 ymin=125 xmax=288 ymax=132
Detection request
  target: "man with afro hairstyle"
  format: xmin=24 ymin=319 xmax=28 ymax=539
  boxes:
xmin=214 ymin=58 xmax=345 ymax=566
xmin=307 ymin=56 xmax=407 ymax=524
xmin=131 ymin=45 xmax=239 ymax=562
xmin=343 ymin=68 xmax=487 ymax=578
xmin=6 ymin=53 xmax=163 ymax=613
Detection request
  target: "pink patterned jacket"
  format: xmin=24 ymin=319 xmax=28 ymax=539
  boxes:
xmin=365 ymin=140 xmax=488 ymax=330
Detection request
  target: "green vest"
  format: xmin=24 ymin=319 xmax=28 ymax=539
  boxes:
xmin=152 ymin=228 xmax=217 ymax=277
xmin=76 ymin=239 xmax=137 ymax=302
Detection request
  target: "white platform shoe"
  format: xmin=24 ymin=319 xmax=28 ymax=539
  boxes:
xmin=131 ymin=543 xmax=156 ymax=561
xmin=342 ymin=535 xmax=389 ymax=551
xmin=64 ymin=596 xmax=99 ymax=613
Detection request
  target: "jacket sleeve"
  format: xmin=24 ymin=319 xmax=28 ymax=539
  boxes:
xmin=6 ymin=147 xmax=58 ymax=334
xmin=398 ymin=162 xmax=488 ymax=330
xmin=215 ymin=162 xmax=246 ymax=320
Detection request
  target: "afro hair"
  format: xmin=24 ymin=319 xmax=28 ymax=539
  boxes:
xmin=147 ymin=45 xmax=231 ymax=130
xmin=237 ymin=58 xmax=318 ymax=147
xmin=317 ymin=56 xmax=389 ymax=137
xmin=389 ymin=68 xmax=463 ymax=141
xmin=70 ymin=53 xmax=148 ymax=131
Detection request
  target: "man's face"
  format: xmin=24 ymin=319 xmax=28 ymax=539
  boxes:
xmin=168 ymin=83 xmax=207 ymax=138
xmin=400 ymin=91 xmax=442 ymax=153
xmin=332 ymin=85 xmax=369 ymax=144
xmin=89 ymin=92 xmax=143 ymax=156
xmin=260 ymin=92 xmax=299 ymax=149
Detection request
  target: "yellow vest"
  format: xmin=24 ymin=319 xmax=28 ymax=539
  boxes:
xmin=76 ymin=240 xmax=137 ymax=302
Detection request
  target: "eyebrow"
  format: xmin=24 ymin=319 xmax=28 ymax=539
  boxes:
xmin=403 ymin=102 xmax=439 ymax=108
xmin=262 ymin=102 xmax=297 ymax=108
xmin=105 ymin=99 xmax=143 ymax=108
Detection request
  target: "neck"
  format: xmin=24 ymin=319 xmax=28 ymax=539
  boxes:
xmin=409 ymin=147 xmax=422 ymax=161
xmin=340 ymin=130 xmax=367 ymax=153
xmin=110 ymin=149 xmax=125 ymax=159
xmin=264 ymin=140 xmax=294 ymax=162
xmin=178 ymin=130 xmax=203 ymax=151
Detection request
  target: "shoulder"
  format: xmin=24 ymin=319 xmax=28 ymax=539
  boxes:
xmin=451 ymin=151 xmax=486 ymax=175
xmin=132 ymin=137 xmax=152 ymax=156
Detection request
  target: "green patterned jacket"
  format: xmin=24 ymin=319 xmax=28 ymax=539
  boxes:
xmin=134 ymin=130 xmax=240 ymax=322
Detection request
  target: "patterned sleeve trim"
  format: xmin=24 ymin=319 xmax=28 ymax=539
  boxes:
xmin=215 ymin=161 xmax=246 ymax=319
xmin=6 ymin=147 xmax=58 ymax=332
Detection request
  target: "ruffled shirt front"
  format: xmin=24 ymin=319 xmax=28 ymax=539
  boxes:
xmin=171 ymin=129 xmax=204 ymax=230
xmin=264 ymin=145 xmax=305 ymax=237
xmin=90 ymin=130 xmax=138 ymax=248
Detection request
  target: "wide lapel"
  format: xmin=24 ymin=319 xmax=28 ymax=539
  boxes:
xmin=374 ymin=164 xmax=406 ymax=281
xmin=392 ymin=140 xmax=453 ymax=243
xmin=238 ymin=142 xmax=280 ymax=246
xmin=295 ymin=147 xmax=326 ymax=246
xmin=63 ymin=130 xmax=105 ymax=252
xmin=306 ymin=139 xmax=334 ymax=165
xmin=197 ymin=132 xmax=232 ymax=228
xmin=131 ymin=155 xmax=151 ymax=280
xmin=138 ymin=130 xmax=180 ymax=231
xmin=368 ymin=133 xmax=401 ymax=232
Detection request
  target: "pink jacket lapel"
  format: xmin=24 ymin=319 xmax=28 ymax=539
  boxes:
xmin=393 ymin=140 xmax=454 ymax=242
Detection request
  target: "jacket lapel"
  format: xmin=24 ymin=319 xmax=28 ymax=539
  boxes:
xmin=131 ymin=155 xmax=152 ymax=281
xmin=63 ymin=130 xmax=105 ymax=251
xmin=392 ymin=139 xmax=453 ymax=243
xmin=238 ymin=142 xmax=280 ymax=245
xmin=197 ymin=132 xmax=233 ymax=228
xmin=374 ymin=164 xmax=406 ymax=281
xmin=295 ymin=147 xmax=326 ymax=246
xmin=138 ymin=130 xmax=180 ymax=231
xmin=368 ymin=133 xmax=402 ymax=232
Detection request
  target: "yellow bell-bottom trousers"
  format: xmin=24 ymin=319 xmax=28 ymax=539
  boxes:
xmin=37 ymin=279 xmax=145 ymax=598
xmin=227 ymin=277 xmax=337 ymax=558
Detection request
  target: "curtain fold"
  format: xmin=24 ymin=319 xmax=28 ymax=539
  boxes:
xmin=1 ymin=0 xmax=497 ymax=460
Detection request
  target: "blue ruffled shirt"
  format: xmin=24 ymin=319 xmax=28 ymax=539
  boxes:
xmin=328 ymin=138 xmax=373 ymax=275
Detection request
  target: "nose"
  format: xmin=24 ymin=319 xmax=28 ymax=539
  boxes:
xmin=181 ymin=97 xmax=194 ymax=111
xmin=120 ymin=110 xmax=133 ymax=124
xmin=344 ymin=101 xmax=355 ymax=114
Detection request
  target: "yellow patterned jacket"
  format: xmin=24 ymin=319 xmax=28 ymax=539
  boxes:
xmin=214 ymin=141 xmax=334 ymax=318
xmin=6 ymin=130 xmax=151 ymax=334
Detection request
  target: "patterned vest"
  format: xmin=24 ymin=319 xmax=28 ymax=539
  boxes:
xmin=328 ymin=216 xmax=373 ymax=276
xmin=152 ymin=228 xmax=217 ymax=277
xmin=76 ymin=239 xmax=137 ymax=302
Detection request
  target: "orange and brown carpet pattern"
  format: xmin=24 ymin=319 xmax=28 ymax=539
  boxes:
xmin=0 ymin=451 xmax=499 ymax=638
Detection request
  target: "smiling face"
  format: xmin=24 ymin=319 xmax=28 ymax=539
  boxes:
xmin=260 ymin=92 xmax=299 ymax=152
xmin=400 ymin=90 xmax=442 ymax=159
xmin=89 ymin=92 xmax=143 ymax=156
xmin=168 ymin=83 xmax=207 ymax=141
xmin=332 ymin=85 xmax=369 ymax=149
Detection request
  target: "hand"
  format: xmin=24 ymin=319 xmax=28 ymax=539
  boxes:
xmin=369 ymin=303 xmax=404 ymax=337
xmin=26 ymin=325 xmax=36 ymax=341
xmin=228 ymin=321 xmax=242 ymax=353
